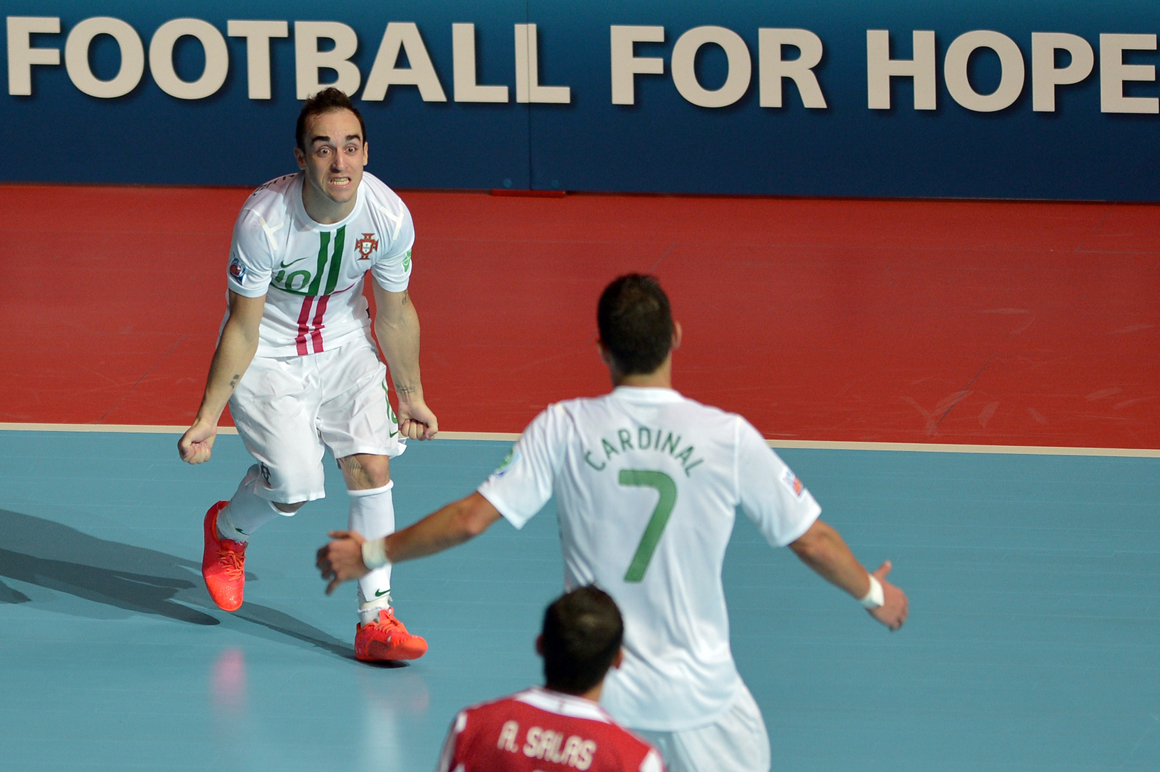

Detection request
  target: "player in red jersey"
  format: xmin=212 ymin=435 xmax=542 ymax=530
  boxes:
xmin=436 ymin=587 xmax=664 ymax=772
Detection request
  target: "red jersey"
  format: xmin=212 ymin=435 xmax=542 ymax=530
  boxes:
xmin=436 ymin=688 xmax=664 ymax=772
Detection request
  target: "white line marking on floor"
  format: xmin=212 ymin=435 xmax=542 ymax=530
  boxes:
xmin=1 ymin=423 xmax=1156 ymax=457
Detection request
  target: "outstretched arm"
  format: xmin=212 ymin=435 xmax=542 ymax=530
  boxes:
xmin=788 ymin=518 xmax=908 ymax=630
xmin=178 ymin=291 xmax=265 ymax=464
xmin=372 ymin=279 xmax=437 ymax=440
xmin=317 ymin=492 xmax=502 ymax=595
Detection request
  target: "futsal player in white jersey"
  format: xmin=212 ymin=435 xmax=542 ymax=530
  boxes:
xmin=317 ymin=274 xmax=908 ymax=768
xmin=180 ymin=88 xmax=437 ymax=661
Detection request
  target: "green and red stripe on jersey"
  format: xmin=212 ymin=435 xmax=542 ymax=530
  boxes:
xmin=290 ymin=227 xmax=346 ymax=355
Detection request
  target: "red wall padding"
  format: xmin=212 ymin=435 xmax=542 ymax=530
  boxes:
xmin=2 ymin=184 xmax=1156 ymax=448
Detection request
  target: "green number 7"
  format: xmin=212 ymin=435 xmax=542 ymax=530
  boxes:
xmin=618 ymin=469 xmax=677 ymax=582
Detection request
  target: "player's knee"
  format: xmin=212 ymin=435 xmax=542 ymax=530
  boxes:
xmin=339 ymin=453 xmax=391 ymax=490
xmin=262 ymin=463 xmax=325 ymax=504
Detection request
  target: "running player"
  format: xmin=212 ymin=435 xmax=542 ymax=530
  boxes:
xmin=180 ymin=87 xmax=436 ymax=661
xmin=317 ymin=274 xmax=908 ymax=768
xmin=436 ymin=586 xmax=664 ymax=772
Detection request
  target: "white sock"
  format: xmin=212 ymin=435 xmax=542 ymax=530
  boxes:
xmin=349 ymin=481 xmax=395 ymax=623
xmin=358 ymin=596 xmax=393 ymax=626
xmin=218 ymin=465 xmax=287 ymax=542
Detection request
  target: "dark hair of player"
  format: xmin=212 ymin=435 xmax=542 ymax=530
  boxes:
xmin=597 ymin=274 xmax=674 ymax=376
xmin=541 ymin=586 xmax=624 ymax=695
xmin=296 ymin=87 xmax=367 ymax=152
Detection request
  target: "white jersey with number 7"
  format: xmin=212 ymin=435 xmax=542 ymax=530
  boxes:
xmin=477 ymin=386 xmax=821 ymax=732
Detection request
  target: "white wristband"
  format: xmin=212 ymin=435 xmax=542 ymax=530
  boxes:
xmin=361 ymin=538 xmax=390 ymax=570
xmin=859 ymin=574 xmax=884 ymax=609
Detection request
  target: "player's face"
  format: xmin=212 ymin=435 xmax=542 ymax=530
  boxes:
xmin=295 ymin=108 xmax=368 ymax=222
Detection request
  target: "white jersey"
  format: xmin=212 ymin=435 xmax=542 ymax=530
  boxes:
xmin=225 ymin=172 xmax=414 ymax=357
xmin=478 ymin=387 xmax=821 ymax=732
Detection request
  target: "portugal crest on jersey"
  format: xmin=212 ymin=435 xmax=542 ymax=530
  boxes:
xmin=354 ymin=232 xmax=378 ymax=259
xmin=229 ymin=256 xmax=247 ymax=283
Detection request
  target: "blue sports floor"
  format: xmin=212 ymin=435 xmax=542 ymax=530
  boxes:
xmin=1 ymin=430 xmax=1157 ymax=771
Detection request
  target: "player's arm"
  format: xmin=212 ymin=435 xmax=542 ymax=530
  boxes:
xmin=788 ymin=518 xmax=908 ymax=631
xmin=317 ymin=492 xmax=501 ymax=594
xmin=372 ymin=278 xmax=437 ymax=440
xmin=177 ymin=290 xmax=266 ymax=464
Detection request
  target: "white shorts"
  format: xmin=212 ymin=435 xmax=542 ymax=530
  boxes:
xmin=229 ymin=334 xmax=405 ymax=503
xmin=634 ymin=684 xmax=770 ymax=772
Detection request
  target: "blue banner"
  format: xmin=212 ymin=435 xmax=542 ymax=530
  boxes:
xmin=3 ymin=1 xmax=1158 ymax=199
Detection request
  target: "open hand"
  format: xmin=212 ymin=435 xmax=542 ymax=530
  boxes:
xmin=868 ymin=561 xmax=908 ymax=631
xmin=316 ymin=530 xmax=370 ymax=595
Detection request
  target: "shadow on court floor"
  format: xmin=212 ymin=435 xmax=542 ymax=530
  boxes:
xmin=0 ymin=432 xmax=1157 ymax=772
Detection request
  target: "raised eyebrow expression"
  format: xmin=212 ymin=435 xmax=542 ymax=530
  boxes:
xmin=310 ymin=134 xmax=363 ymax=152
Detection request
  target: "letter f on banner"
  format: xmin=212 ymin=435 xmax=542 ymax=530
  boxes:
xmin=8 ymin=16 xmax=61 ymax=96
xmin=611 ymin=25 xmax=665 ymax=105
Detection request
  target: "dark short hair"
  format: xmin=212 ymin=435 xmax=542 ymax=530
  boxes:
xmin=597 ymin=274 xmax=674 ymax=375
xmin=541 ymin=586 xmax=624 ymax=695
xmin=296 ymin=87 xmax=367 ymax=152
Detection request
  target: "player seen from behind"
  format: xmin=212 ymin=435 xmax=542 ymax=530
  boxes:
xmin=318 ymin=273 xmax=908 ymax=770
xmin=436 ymin=586 xmax=664 ymax=772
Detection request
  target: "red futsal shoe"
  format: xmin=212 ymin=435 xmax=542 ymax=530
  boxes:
xmin=355 ymin=608 xmax=429 ymax=662
xmin=202 ymin=501 xmax=247 ymax=612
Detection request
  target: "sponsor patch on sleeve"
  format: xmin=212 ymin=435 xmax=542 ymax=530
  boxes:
xmin=229 ymin=256 xmax=247 ymax=284
xmin=492 ymin=447 xmax=520 ymax=478
xmin=780 ymin=467 xmax=807 ymax=500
